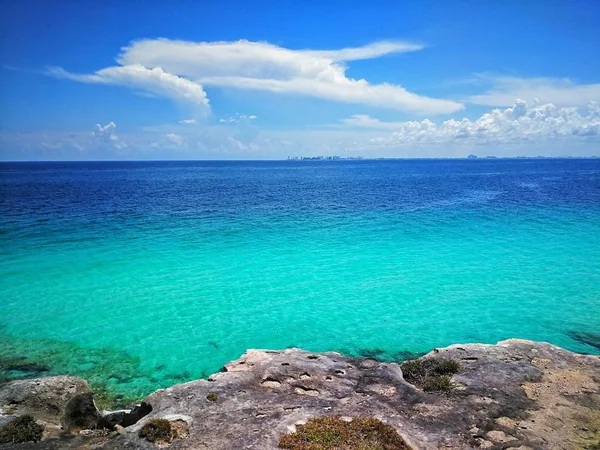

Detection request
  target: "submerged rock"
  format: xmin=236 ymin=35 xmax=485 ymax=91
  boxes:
xmin=2 ymin=340 xmax=599 ymax=449
xmin=0 ymin=357 xmax=50 ymax=380
xmin=568 ymin=330 xmax=600 ymax=351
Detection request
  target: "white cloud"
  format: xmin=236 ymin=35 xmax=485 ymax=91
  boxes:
xmin=179 ymin=119 xmax=196 ymax=124
xmin=164 ymin=133 xmax=185 ymax=146
xmin=93 ymin=121 xmax=117 ymax=139
xmin=219 ymin=113 xmax=258 ymax=123
xmin=306 ymin=41 xmax=425 ymax=61
xmin=466 ymin=75 xmax=600 ymax=108
xmin=360 ymin=100 xmax=599 ymax=148
xmin=48 ymin=65 xmax=210 ymax=116
xmin=51 ymin=38 xmax=462 ymax=115
xmin=118 ymin=39 xmax=421 ymax=81
xmin=198 ymin=75 xmax=462 ymax=115
xmin=3 ymin=100 xmax=598 ymax=161
xmin=227 ymin=136 xmax=247 ymax=150
xmin=93 ymin=121 xmax=127 ymax=149
xmin=342 ymin=114 xmax=405 ymax=130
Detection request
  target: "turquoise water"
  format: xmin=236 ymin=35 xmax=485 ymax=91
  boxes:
xmin=1 ymin=160 xmax=599 ymax=401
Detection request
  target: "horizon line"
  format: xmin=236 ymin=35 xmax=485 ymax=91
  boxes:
xmin=1 ymin=156 xmax=600 ymax=163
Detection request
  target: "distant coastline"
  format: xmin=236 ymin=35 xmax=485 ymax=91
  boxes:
xmin=286 ymin=154 xmax=600 ymax=161
xmin=1 ymin=156 xmax=599 ymax=163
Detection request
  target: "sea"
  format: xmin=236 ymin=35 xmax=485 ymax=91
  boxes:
xmin=1 ymin=159 xmax=599 ymax=403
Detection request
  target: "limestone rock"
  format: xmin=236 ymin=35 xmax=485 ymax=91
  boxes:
xmin=486 ymin=430 xmax=517 ymax=443
xmin=0 ymin=376 xmax=96 ymax=438
xmin=3 ymin=340 xmax=600 ymax=449
xmin=99 ymin=339 xmax=600 ymax=450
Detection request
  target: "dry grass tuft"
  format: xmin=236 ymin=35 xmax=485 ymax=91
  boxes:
xmin=0 ymin=414 xmax=44 ymax=444
xmin=401 ymin=358 xmax=459 ymax=392
xmin=139 ymin=418 xmax=173 ymax=444
xmin=279 ymin=416 xmax=411 ymax=450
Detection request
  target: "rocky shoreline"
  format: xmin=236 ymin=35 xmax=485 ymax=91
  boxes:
xmin=0 ymin=339 xmax=599 ymax=449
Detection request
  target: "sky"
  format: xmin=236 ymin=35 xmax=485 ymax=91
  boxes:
xmin=1 ymin=0 xmax=599 ymax=160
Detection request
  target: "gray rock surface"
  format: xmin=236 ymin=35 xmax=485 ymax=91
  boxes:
xmin=2 ymin=340 xmax=599 ymax=449
xmin=0 ymin=376 xmax=94 ymax=438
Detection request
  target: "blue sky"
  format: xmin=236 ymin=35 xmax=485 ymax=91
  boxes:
xmin=1 ymin=0 xmax=599 ymax=160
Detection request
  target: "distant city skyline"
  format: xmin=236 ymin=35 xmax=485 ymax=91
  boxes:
xmin=1 ymin=1 xmax=599 ymax=160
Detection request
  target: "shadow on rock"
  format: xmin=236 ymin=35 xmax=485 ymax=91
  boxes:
xmin=99 ymin=402 xmax=152 ymax=430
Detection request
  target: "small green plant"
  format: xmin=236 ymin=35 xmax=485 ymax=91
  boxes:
xmin=423 ymin=375 xmax=453 ymax=392
xmin=400 ymin=360 xmax=426 ymax=380
xmin=432 ymin=359 xmax=460 ymax=375
xmin=206 ymin=392 xmax=218 ymax=402
xmin=0 ymin=414 xmax=44 ymax=444
xmin=401 ymin=357 xmax=459 ymax=393
xmin=279 ymin=416 xmax=410 ymax=449
xmin=139 ymin=418 xmax=172 ymax=443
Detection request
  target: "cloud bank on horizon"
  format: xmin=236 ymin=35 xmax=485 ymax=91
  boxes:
xmin=345 ymin=100 xmax=600 ymax=140
xmin=4 ymin=98 xmax=597 ymax=161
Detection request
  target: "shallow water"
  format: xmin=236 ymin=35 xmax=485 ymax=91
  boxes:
xmin=1 ymin=159 xmax=599 ymax=401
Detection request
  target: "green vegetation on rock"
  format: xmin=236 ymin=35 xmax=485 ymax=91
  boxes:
xmin=279 ymin=416 xmax=410 ymax=449
xmin=139 ymin=418 xmax=173 ymax=443
xmin=422 ymin=375 xmax=453 ymax=392
xmin=401 ymin=358 xmax=459 ymax=393
xmin=0 ymin=414 xmax=44 ymax=444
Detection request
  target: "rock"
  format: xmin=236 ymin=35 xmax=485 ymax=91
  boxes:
xmin=475 ymin=438 xmax=494 ymax=448
xmin=98 ymin=402 xmax=152 ymax=429
xmin=494 ymin=416 xmax=517 ymax=428
xmin=124 ymin=403 xmax=152 ymax=428
xmin=98 ymin=411 xmax=127 ymax=430
xmin=4 ymin=340 xmax=600 ymax=449
xmin=62 ymin=393 xmax=102 ymax=431
xmin=486 ymin=430 xmax=517 ymax=442
xmin=91 ymin=339 xmax=600 ymax=450
xmin=0 ymin=376 xmax=97 ymax=439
